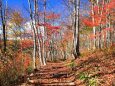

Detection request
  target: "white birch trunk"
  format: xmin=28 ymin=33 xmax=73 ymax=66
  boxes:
xmin=42 ymin=0 xmax=47 ymax=65
xmin=28 ymin=0 xmax=36 ymax=69
xmin=91 ymin=3 xmax=96 ymax=49
xmin=73 ymin=0 xmax=80 ymax=58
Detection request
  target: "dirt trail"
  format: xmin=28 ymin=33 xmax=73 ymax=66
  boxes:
xmin=19 ymin=62 xmax=76 ymax=86
xmin=18 ymin=51 xmax=115 ymax=86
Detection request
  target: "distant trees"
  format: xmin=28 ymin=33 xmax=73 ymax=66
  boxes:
xmin=83 ymin=0 xmax=115 ymax=50
xmin=62 ymin=0 xmax=114 ymax=54
xmin=45 ymin=12 xmax=60 ymax=61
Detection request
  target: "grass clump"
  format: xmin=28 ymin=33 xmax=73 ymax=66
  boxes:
xmin=79 ymin=72 xmax=99 ymax=86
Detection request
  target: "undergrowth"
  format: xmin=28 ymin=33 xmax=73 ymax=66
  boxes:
xmin=79 ymin=72 xmax=99 ymax=86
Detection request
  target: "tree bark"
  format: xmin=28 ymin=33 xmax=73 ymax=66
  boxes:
xmin=42 ymin=0 xmax=47 ymax=65
xmin=28 ymin=0 xmax=37 ymax=69
xmin=73 ymin=0 xmax=80 ymax=59
xmin=91 ymin=2 xmax=96 ymax=49
xmin=0 ymin=0 xmax=6 ymax=53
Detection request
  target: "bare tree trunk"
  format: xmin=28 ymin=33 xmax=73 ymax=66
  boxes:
xmin=0 ymin=0 xmax=6 ymax=53
xmin=42 ymin=0 xmax=47 ymax=65
xmin=73 ymin=0 xmax=80 ymax=59
xmin=107 ymin=0 xmax=111 ymax=47
xmin=91 ymin=2 xmax=96 ymax=49
xmin=28 ymin=0 xmax=37 ymax=69
xmin=34 ymin=0 xmax=44 ymax=67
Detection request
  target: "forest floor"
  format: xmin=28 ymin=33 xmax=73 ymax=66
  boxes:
xmin=18 ymin=50 xmax=115 ymax=86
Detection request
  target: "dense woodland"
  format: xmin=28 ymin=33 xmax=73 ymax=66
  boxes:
xmin=0 ymin=0 xmax=115 ymax=86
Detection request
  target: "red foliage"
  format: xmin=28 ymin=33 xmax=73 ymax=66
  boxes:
xmin=89 ymin=27 xmax=113 ymax=40
xmin=83 ymin=0 xmax=114 ymax=27
xmin=38 ymin=23 xmax=60 ymax=29
xmin=15 ymin=52 xmax=31 ymax=69
xmin=89 ymin=33 xmax=95 ymax=40
xmin=46 ymin=13 xmax=60 ymax=20
xmin=37 ymin=23 xmax=60 ymax=35
xmin=83 ymin=18 xmax=94 ymax=27
xmin=21 ymin=40 xmax=33 ymax=49
xmin=107 ymin=0 xmax=115 ymax=10
xmin=103 ymin=28 xmax=113 ymax=31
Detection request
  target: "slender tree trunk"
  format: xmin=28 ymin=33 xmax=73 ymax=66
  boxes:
xmin=42 ymin=0 xmax=47 ymax=65
xmin=28 ymin=0 xmax=37 ymax=69
xmin=98 ymin=26 xmax=101 ymax=49
xmin=91 ymin=3 xmax=96 ymax=49
xmin=107 ymin=0 xmax=111 ymax=47
xmin=2 ymin=24 xmax=6 ymax=52
xmin=96 ymin=0 xmax=100 ymax=49
xmin=73 ymin=0 xmax=80 ymax=59
xmin=0 ymin=0 xmax=6 ymax=53
xmin=34 ymin=0 xmax=44 ymax=67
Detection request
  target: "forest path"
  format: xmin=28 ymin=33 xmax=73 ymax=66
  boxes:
xmin=19 ymin=61 xmax=76 ymax=86
xmin=18 ymin=51 xmax=115 ymax=86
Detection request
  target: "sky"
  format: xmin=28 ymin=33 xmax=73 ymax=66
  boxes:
xmin=7 ymin=0 xmax=64 ymax=18
xmin=7 ymin=0 xmax=30 ymax=18
xmin=6 ymin=0 xmax=88 ymax=18
xmin=0 ymin=0 xmax=88 ymax=34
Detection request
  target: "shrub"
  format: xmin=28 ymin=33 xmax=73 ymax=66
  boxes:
xmin=0 ymin=51 xmax=32 ymax=86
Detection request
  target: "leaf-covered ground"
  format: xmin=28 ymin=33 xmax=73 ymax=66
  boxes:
xmin=74 ymin=50 xmax=115 ymax=86
xmin=18 ymin=50 xmax=115 ymax=86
